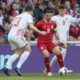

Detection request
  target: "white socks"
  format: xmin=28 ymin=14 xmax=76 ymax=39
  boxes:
xmin=5 ymin=54 xmax=19 ymax=69
xmin=61 ymin=48 xmax=67 ymax=60
xmin=17 ymin=51 xmax=30 ymax=69
xmin=50 ymin=48 xmax=67 ymax=67
xmin=50 ymin=56 xmax=57 ymax=67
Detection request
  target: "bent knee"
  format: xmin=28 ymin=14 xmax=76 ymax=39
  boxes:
xmin=53 ymin=46 xmax=61 ymax=55
xmin=42 ymin=50 xmax=49 ymax=57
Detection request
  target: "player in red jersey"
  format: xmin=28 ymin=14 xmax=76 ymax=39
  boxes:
xmin=35 ymin=9 xmax=66 ymax=76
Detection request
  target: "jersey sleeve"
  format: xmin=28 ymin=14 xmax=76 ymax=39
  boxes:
xmin=51 ymin=16 xmax=57 ymax=22
xmin=35 ymin=21 xmax=42 ymax=29
xmin=27 ymin=15 xmax=33 ymax=24
xmin=69 ymin=15 xmax=76 ymax=23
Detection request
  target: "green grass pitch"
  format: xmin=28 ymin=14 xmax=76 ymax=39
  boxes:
xmin=0 ymin=73 xmax=80 ymax=80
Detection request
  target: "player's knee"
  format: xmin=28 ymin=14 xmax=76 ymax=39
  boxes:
xmin=22 ymin=46 xmax=31 ymax=53
xmin=42 ymin=50 xmax=49 ymax=57
xmin=14 ymin=49 xmax=22 ymax=55
xmin=53 ymin=46 xmax=61 ymax=55
xmin=60 ymin=43 xmax=67 ymax=48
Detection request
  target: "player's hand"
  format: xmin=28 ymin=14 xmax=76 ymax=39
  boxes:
xmin=40 ymin=31 xmax=47 ymax=35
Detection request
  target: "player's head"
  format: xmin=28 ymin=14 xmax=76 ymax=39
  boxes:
xmin=25 ymin=6 xmax=33 ymax=16
xmin=59 ymin=5 xmax=66 ymax=16
xmin=44 ymin=9 xmax=53 ymax=22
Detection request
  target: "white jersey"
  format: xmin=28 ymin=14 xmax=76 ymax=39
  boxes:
xmin=8 ymin=12 xmax=33 ymax=50
xmin=9 ymin=12 xmax=33 ymax=37
xmin=51 ymin=14 xmax=76 ymax=42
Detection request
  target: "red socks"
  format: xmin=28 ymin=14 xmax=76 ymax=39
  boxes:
xmin=44 ymin=53 xmax=64 ymax=73
xmin=44 ymin=57 xmax=51 ymax=72
xmin=57 ymin=53 xmax=64 ymax=68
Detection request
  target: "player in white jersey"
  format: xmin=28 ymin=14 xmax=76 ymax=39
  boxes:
xmin=2 ymin=6 xmax=47 ymax=76
xmin=51 ymin=5 xmax=79 ymax=73
xmin=44 ymin=5 xmax=77 ymax=74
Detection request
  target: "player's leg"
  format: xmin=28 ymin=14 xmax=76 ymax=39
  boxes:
xmin=14 ymin=46 xmax=31 ymax=76
xmin=2 ymin=48 xmax=21 ymax=76
xmin=16 ymin=45 xmax=31 ymax=69
xmin=50 ymin=43 xmax=67 ymax=67
xmin=50 ymin=42 xmax=73 ymax=73
xmin=44 ymin=41 xmax=66 ymax=75
xmin=50 ymin=48 xmax=67 ymax=67
xmin=52 ymin=46 xmax=67 ymax=75
xmin=42 ymin=49 xmax=52 ymax=76
xmin=38 ymin=44 xmax=52 ymax=76
xmin=48 ymin=41 xmax=65 ymax=74
xmin=2 ymin=37 xmax=21 ymax=76
xmin=14 ymin=37 xmax=31 ymax=76
xmin=53 ymin=46 xmax=64 ymax=68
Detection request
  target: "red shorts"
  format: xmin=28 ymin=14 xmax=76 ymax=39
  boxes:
xmin=37 ymin=41 xmax=57 ymax=53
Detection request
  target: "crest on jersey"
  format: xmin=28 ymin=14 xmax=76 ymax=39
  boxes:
xmin=51 ymin=25 xmax=54 ymax=29
xmin=41 ymin=46 xmax=43 ymax=50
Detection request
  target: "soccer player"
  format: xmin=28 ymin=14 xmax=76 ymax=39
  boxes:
xmin=2 ymin=6 xmax=47 ymax=76
xmin=50 ymin=5 xmax=78 ymax=73
xmin=36 ymin=9 xmax=66 ymax=76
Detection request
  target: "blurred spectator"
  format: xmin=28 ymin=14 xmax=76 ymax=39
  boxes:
xmin=9 ymin=9 xmax=19 ymax=23
xmin=72 ymin=4 xmax=80 ymax=18
xmin=20 ymin=0 xmax=25 ymax=6
xmin=0 ymin=0 xmax=80 ymax=43
xmin=29 ymin=0 xmax=39 ymax=10
xmin=8 ymin=2 xmax=19 ymax=16
xmin=12 ymin=2 xmax=19 ymax=10
xmin=45 ymin=1 xmax=56 ymax=15
xmin=71 ymin=0 xmax=77 ymax=9
xmin=77 ymin=0 xmax=80 ymax=4
xmin=14 ymin=0 xmax=20 ymax=10
xmin=65 ymin=0 xmax=73 ymax=15
xmin=0 ymin=0 xmax=2 ymax=3
xmin=0 ymin=25 xmax=5 ymax=44
xmin=77 ymin=19 xmax=80 ymax=40
xmin=7 ymin=0 xmax=14 ymax=6
xmin=3 ymin=21 xmax=10 ymax=43
xmin=0 ymin=7 xmax=4 ymax=27
xmin=11 ymin=9 xmax=19 ymax=17
xmin=69 ymin=22 xmax=80 ymax=41
xmin=52 ymin=0 xmax=61 ymax=15
xmin=1 ymin=2 xmax=9 ymax=17
xmin=34 ymin=0 xmax=45 ymax=23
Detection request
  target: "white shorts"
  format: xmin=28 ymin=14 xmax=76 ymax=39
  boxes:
xmin=8 ymin=35 xmax=28 ymax=50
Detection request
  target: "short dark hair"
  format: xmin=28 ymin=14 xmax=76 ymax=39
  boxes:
xmin=44 ymin=8 xmax=53 ymax=14
xmin=25 ymin=6 xmax=33 ymax=11
xmin=59 ymin=5 xmax=65 ymax=9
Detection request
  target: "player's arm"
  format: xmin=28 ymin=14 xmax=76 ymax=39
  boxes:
xmin=29 ymin=23 xmax=47 ymax=35
xmin=27 ymin=29 xmax=34 ymax=42
xmin=69 ymin=15 xmax=80 ymax=23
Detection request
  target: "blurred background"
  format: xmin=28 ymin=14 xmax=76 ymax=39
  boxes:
xmin=0 ymin=0 xmax=80 ymax=44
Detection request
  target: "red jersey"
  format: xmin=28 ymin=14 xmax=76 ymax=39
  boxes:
xmin=69 ymin=25 xmax=80 ymax=39
xmin=36 ymin=20 xmax=56 ymax=43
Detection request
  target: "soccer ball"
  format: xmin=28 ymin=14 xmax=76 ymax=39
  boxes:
xmin=59 ymin=67 xmax=67 ymax=75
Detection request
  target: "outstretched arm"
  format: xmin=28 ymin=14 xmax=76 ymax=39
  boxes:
xmin=29 ymin=23 xmax=47 ymax=35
